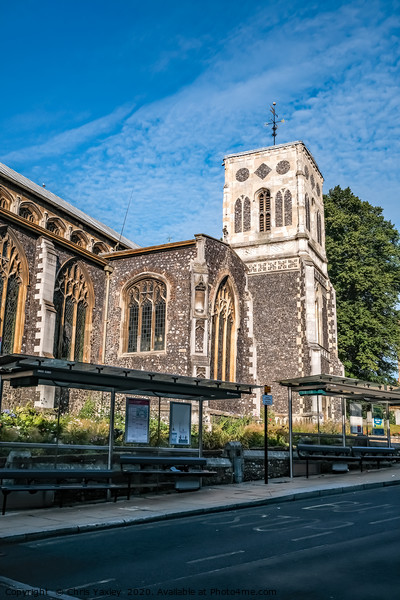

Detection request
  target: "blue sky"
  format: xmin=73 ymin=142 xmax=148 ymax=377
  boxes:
xmin=1 ymin=0 xmax=399 ymax=247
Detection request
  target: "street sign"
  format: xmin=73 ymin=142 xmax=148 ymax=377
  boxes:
xmin=262 ymin=394 xmax=273 ymax=406
xmin=298 ymin=389 xmax=327 ymax=396
xmin=264 ymin=385 xmax=271 ymax=394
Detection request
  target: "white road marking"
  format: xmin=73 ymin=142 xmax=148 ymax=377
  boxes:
xmin=369 ymin=516 xmax=400 ymax=525
xmin=187 ymin=550 xmax=245 ymax=564
xmin=291 ymin=531 xmax=333 ymax=541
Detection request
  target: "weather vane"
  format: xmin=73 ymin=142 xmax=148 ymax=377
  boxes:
xmin=265 ymin=102 xmax=285 ymax=145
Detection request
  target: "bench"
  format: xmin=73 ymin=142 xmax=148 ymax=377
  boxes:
xmin=297 ymin=443 xmax=400 ymax=478
xmin=297 ymin=444 xmax=358 ymax=478
xmin=0 ymin=469 xmax=128 ymax=515
xmin=119 ymin=455 xmax=217 ymax=495
xmin=351 ymin=446 xmax=400 ymax=471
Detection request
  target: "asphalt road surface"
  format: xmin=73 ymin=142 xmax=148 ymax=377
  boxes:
xmin=1 ymin=486 xmax=400 ymax=600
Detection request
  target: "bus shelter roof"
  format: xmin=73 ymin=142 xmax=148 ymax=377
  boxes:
xmin=279 ymin=373 xmax=400 ymax=404
xmin=0 ymin=354 xmax=257 ymax=401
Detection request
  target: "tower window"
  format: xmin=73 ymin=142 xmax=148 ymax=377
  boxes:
xmin=284 ymin=190 xmax=292 ymax=226
xmin=258 ymin=190 xmax=271 ymax=232
xmin=305 ymin=194 xmax=311 ymax=231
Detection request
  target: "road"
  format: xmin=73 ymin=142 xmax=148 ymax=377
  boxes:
xmin=1 ymin=486 xmax=400 ymax=600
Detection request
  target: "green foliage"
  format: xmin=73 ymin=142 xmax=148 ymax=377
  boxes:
xmin=324 ymin=186 xmax=400 ymax=383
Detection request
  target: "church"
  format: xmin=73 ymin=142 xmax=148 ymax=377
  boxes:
xmin=0 ymin=140 xmax=343 ymax=421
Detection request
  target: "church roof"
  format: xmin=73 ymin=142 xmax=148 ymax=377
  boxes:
xmin=0 ymin=161 xmax=140 ymax=250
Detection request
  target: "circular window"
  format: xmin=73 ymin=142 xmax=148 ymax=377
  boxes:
xmin=236 ymin=168 xmax=250 ymax=182
xmin=276 ymin=160 xmax=290 ymax=175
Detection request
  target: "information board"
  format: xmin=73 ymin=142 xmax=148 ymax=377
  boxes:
xmin=125 ymin=398 xmax=150 ymax=443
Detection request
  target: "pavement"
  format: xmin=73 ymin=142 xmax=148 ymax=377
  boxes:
xmin=2 ymin=464 xmax=400 ymax=544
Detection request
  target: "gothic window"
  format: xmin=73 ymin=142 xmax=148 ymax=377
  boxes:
xmin=126 ymin=278 xmax=167 ymax=353
xmin=53 ymin=262 xmax=93 ymax=362
xmin=211 ymin=277 xmax=236 ymax=381
xmin=70 ymin=230 xmax=88 ymax=249
xmin=275 ymin=191 xmax=283 ymax=227
xmin=46 ymin=218 xmax=66 ymax=237
xmin=305 ymin=195 xmax=311 ymax=231
xmin=92 ymin=242 xmax=109 ymax=255
xmin=0 ymin=194 xmax=11 ymax=211
xmin=19 ymin=203 xmax=41 ymax=224
xmin=0 ymin=231 xmax=28 ymax=354
xmin=234 ymin=198 xmax=242 ymax=233
xmin=317 ymin=211 xmax=322 ymax=244
xmin=315 ymin=284 xmax=324 ymax=347
xmin=243 ymin=197 xmax=251 ymax=232
xmin=234 ymin=197 xmax=251 ymax=233
xmin=258 ymin=189 xmax=271 ymax=232
xmin=284 ymin=190 xmax=292 ymax=226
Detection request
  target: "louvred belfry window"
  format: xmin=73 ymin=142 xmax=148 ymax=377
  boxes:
xmin=211 ymin=277 xmax=236 ymax=381
xmin=53 ymin=262 xmax=92 ymax=361
xmin=0 ymin=233 xmax=27 ymax=354
xmin=258 ymin=189 xmax=271 ymax=232
xmin=126 ymin=279 xmax=167 ymax=353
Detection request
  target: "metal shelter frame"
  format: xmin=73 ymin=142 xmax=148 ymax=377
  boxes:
xmin=280 ymin=373 xmax=400 ymax=478
xmin=0 ymin=354 xmax=258 ymax=468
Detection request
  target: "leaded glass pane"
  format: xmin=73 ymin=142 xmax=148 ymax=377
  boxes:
xmin=74 ymin=301 xmax=86 ymax=361
xmin=128 ymin=302 xmax=139 ymax=352
xmin=225 ymin=318 xmax=232 ymax=380
xmin=140 ymin=300 xmax=152 ymax=352
xmin=61 ymin=296 xmax=74 ymax=360
xmin=2 ymin=273 xmax=19 ymax=354
xmin=154 ymin=299 xmax=166 ymax=350
xmin=53 ymin=288 xmax=63 ymax=358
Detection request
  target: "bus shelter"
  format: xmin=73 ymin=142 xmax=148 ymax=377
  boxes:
xmin=280 ymin=373 xmax=400 ymax=478
xmin=0 ymin=354 xmax=257 ymax=468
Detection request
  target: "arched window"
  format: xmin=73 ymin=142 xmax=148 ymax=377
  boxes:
xmin=284 ymin=190 xmax=292 ymax=226
xmin=53 ymin=262 xmax=93 ymax=361
xmin=0 ymin=189 xmax=12 ymax=211
xmin=234 ymin=198 xmax=242 ymax=233
xmin=317 ymin=211 xmax=322 ymax=244
xmin=258 ymin=190 xmax=271 ymax=232
xmin=46 ymin=217 xmax=66 ymax=237
xmin=315 ymin=284 xmax=323 ymax=346
xmin=19 ymin=203 xmax=41 ymax=224
xmin=0 ymin=231 xmax=28 ymax=354
xmin=92 ymin=242 xmax=110 ymax=255
xmin=211 ymin=277 xmax=236 ymax=381
xmin=70 ymin=230 xmax=88 ymax=249
xmin=243 ymin=197 xmax=251 ymax=231
xmin=234 ymin=196 xmax=251 ymax=233
xmin=275 ymin=191 xmax=283 ymax=227
xmin=305 ymin=194 xmax=310 ymax=231
xmin=126 ymin=279 xmax=167 ymax=353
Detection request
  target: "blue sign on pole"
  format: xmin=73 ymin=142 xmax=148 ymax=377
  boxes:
xmin=262 ymin=394 xmax=273 ymax=406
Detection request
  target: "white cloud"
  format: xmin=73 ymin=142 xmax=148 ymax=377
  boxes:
xmin=3 ymin=0 xmax=400 ymax=247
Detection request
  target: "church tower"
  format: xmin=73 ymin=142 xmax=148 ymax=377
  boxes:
xmin=223 ymin=141 xmax=343 ymax=418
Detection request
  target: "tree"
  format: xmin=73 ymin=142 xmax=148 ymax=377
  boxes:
xmin=324 ymin=186 xmax=400 ymax=384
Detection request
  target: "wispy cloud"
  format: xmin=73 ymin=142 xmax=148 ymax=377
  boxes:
xmin=2 ymin=0 xmax=399 ymax=246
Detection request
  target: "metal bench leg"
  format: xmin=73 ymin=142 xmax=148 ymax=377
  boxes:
xmin=2 ymin=490 xmax=9 ymax=516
